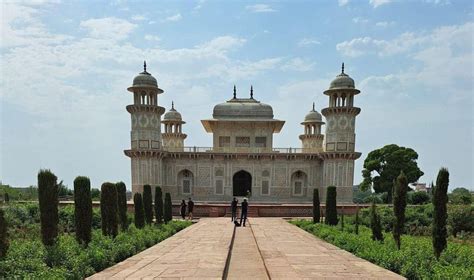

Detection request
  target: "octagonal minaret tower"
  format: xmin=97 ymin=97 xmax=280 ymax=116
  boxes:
xmin=321 ymin=63 xmax=362 ymax=203
xmin=299 ymin=102 xmax=325 ymax=153
xmin=162 ymin=102 xmax=187 ymax=152
xmin=124 ymin=61 xmax=165 ymax=195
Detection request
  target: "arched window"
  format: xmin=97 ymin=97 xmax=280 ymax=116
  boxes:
xmin=178 ymin=169 xmax=193 ymax=195
xmin=290 ymin=170 xmax=308 ymax=196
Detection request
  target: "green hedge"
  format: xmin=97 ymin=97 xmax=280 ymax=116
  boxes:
xmin=0 ymin=221 xmax=191 ymax=279
xmin=290 ymin=220 xmax=474 ymax=279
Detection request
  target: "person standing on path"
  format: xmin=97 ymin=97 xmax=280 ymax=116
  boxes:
xmin=180 ymin=200 xmax=187 ymax=220
xmin=187 ymin=197 xmax=194 ymax=220
xmin=231 ymin=197 xmax=238 ymax=222
xmin=240 ymin=198 xmax=248 ymax=226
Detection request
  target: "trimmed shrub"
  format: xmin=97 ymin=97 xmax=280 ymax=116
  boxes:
xmin=393 ymin=171 xmax=408 ymax=249
xmin=100 ymin=183 xmax=118 ymax=237
xmin=432 ymin=168 xmax=449 ymax=260
xmin=312 ymin=189 xmax=320 ymax=223
xmin=143 ymin=185 xmax=153 ymax=225
xmin=38 ymin=169 xmax=59 ymax=246
xmin=325 ymin=186 xmax=338 ymax=226
xmin=164 ymin=193 xmax=172 ymax=223
xmin=370 ymin=202 xmax=384 ymax=242
xmin=0 ymin=209 xmax=7 ymax=259
xmin=73 ymin=176 xmax=92 ymax=245
xmin=116 ymin=182 xmax=128 ymax=231
xmin=154 ymin=187 xmax=163 ymax=224
xmin=133 ymin=193 xmax=145 ymax=229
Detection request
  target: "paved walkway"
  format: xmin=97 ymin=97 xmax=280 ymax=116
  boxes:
xmin=88 ymin=218 xmax=233 ymax=279
xmin=89 ymin=218 xmax=404 ymax=279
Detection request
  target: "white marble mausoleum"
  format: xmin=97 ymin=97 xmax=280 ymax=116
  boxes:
xmin=124 ymin=62 xmax=361 ymax=203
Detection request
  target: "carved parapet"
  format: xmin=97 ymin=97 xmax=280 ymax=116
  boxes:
xmin=321 ymin=107 xmax=360 ymax=116
xmin=126 ymin=104 xmax=165 ymax=115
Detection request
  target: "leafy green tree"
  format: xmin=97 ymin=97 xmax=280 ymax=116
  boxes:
xmin=360 ymin=144 xmax=424 ymax=202
xmin=58 ymin=182 xmax=73 ymax=197
xmin=0 ymin=209 xmax=8 ymax=259
xmin=154 ymin=186 xmax=163 ymax=224
xmin=325 ymin=186 xmax=338 ymax=226
xmin=313 ymin=189 xmax=320 ymax=223
xmin=449 ymin=187 xmax=472 ymax=205
xmin=91 ymin=188 xmax=101 ymax=201
xmin=73 ymin=176 xmax=92 ymax=245
xmin=143 ymin=185 xmax=153 ymax=224
xmin=408 ymin=191 xmax=430 ymax=205
xmin=393 ymin=171 xmax=408 ymax=249
xmin=38 ymin=169 xmax=59 ymax=246
xmin=100 ymin=183 xmax=118 ymax=237
xmin=370 ymin=201 xmax=384 ymax=242
xmin=432 ymin=168 xmax=449 ymax=260
xmin=164 ymin=193 xmax=172 ymax=223
xmin=4 ymin=193 xmax=9 ymax=203
xmin=133 ymin=193 xmax=145 ymax=229
xmin=116 ymin=182 xmax=128 ymax=231
xmin=448 ymin=205 xmax=474 ymax=237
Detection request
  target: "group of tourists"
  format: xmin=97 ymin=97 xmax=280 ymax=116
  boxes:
xmin=179 ymin=197 xmax=249 ymax=226
xmin=231 ymin=197 xmax=248 ymax=227
xmin=179 ymin=198 xmax=194 ymax=220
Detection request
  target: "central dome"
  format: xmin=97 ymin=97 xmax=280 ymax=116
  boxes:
xmin=213 ymin=98 xmax=274 ymax=119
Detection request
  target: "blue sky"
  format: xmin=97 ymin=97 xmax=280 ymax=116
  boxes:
xmin=1 ymin=0 xmax=472 ymax=191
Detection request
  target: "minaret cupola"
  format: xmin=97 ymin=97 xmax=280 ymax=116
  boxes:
xmin=162 ymin=102 xmax=187 ymax=152
xmin=299 ymin=102 xmax=325 ymax=153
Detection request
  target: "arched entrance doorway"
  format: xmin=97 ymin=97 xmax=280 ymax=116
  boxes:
xmin=233 ymin=170 xmax=252 ymax=196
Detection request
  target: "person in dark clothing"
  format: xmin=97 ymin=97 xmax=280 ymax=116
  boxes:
xmin=180 ymin=200 xmax=187 ymax=220
xmin=240 ymin=198 xmax=248 ymax=226
xmin=231 ymin=197 xmax=238 ymax=222
xmin=187 ymin=198 xmax=194 ymax=220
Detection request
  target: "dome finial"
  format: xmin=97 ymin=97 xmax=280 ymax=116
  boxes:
xmin=144 ymin=60 xmax=147 ymax=72
xmin=341 ymin=62 xmax=344 ymax=74
xmin=171 ymin=101 xmax=174 ymax=110
xmin=250 ymin=85 xmax=254 ymax=99
xmin=233 ymin=85 xmax=236 ymax=99
xmin=312 ymin=102 xmax=315 ymax=111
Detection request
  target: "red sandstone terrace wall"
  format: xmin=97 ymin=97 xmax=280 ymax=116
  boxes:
xmin=57 ymin=201 xmax=369 ymax=217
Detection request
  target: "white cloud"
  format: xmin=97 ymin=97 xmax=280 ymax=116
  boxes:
xmin=369 ymin=0 xmax=392 ymax=8
xmin=164 ymin=13 xmax=182 ymax=22
xmin=338 ymin=0 xmax=350 ymax=6
xmin=298 ymin=38 xmax=321 ymax=47
xmin=353 ymin=17 xmax=369 ymax=24
xmin=245 ymin=4 xmax=276 ymax=13
xmin=80 ymin=17 xmax=137 ymax=41
xmin=144 ymin=35 xmax=161 ymax=41
xmin=375 ymin=21 xmax=395 ymax=27
xmin=281 ymin=58 xmax=315 ymax=72
xmin=131 ymin=14 xmax=147 ymax=21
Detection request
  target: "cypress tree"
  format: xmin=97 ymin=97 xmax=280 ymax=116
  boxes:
xmin=73 ymin=176 xmax=92 ymax=245
xmin=4 ymin=193 xmax=9 ymax=203
xmin=0 ymin=209 xmax=8 ymax=259
xmin=355 ymin=204 xmax=360 ymax=235
xmin=370 ymin=201 xmax=384 ymax=242
xmin=154 ymin=186 xmax=164 ymax=224
xmin=393 ymin=171 xmax=408 ymax=250
xmin=340 ymin=206 xmax=345 ymax=231
xmin=116 ymin=182 xmax=128 ymax=231
xmin=325 ymin=186 xmax=338 ymax=226
xmin=164 ymin=192 xmax=172 ymax=223
xmin=133 ymin=193 xmax=145 ymax=229
xmin=433 ymin=167 xmax=449 ymax=260
xmin=100 ymin=182 xmax=118 ymax=237
xmin=143 ymin=185 xmax=153 ymax=224
xmin=312 ymin=189 xmax=320 ymax=223
xmin=38 ymin=169 xmax=59 ymax=246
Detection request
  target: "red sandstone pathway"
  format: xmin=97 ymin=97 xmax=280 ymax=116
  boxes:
xmin=89 ymin=218 xmax=404 ymax=279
